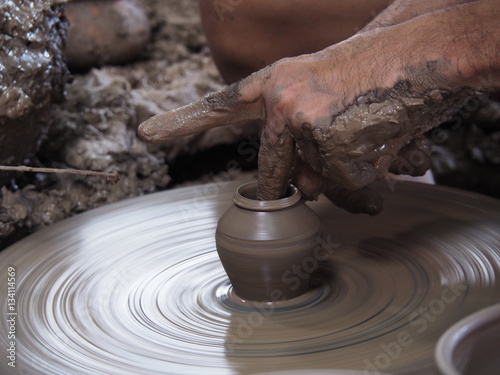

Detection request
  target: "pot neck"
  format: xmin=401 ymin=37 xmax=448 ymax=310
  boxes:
xmin=233 ymin=181 xmax=301 ymax=211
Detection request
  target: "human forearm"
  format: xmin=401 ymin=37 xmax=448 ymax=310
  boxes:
xmin=362 ymin=0 xmax=478 ymax=32
xmin=387 ymin=0 xmax=500 ymax=91
xmin=309 ymin=0 xmax=498 ymax=111
xmin=138 ymin=0 xmax=500 ymax=209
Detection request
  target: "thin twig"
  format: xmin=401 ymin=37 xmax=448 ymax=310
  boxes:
xmin=0 ymin=165 xmax=120 ymax=185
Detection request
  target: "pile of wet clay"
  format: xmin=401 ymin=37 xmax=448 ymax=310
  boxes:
xmin=0 ymin=0 xmax=256 ymax=249
xmin=0 ymin=0 xmax=70 ymax=177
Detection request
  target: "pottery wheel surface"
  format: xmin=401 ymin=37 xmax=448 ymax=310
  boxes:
xmin=1 ymin=180 xmax=499 ymax=375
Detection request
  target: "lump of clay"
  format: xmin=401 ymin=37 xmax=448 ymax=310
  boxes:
xmin=64 ymin=0 xmax=151 ymax=72
xmin=0 ymin=0 xmax=70 ymax=183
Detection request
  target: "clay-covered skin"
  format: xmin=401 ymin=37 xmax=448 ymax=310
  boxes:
xmin=138 ymin=0 xmax=500 ymax=211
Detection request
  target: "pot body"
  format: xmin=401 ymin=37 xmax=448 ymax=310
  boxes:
xmin=216 ymin=181 xmax=323 ymax=301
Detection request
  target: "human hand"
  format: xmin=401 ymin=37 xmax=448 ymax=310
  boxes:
xmin=138 ymin=3 xmax=495 ymax=214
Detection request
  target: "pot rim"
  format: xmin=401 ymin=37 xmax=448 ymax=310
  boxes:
xmin=434 ymin=302 xmax=500 ymax=375
xmin=233 ymin=181 xmax=301 ymax=211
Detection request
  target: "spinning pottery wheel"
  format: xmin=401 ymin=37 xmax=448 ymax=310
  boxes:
xmin=1 ymin=180 xmax=499 ymax=375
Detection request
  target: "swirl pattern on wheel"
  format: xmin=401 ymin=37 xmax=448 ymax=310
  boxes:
xmin=1 ymin=181 xmax=499 ymax=374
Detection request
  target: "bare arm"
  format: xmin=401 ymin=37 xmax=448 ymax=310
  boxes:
xmin=384 ymin=0 xmax=500 ymax=89
xmin=139 ymin=0 xmax=500 ymax=212
xmin=362 ymin=0 xmax=478 ymax=31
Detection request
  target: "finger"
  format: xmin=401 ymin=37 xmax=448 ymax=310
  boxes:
xmin=257 ymin=123 xmax=295 ymax=200
xmin=291 ymin=159 xmax=326 ymax=201
xmin=389 ymin=137 xmax=432 ymax=176
xmin=137 ymin=73 xmax=264 ymax=143
xmin=328 ymin=160 xmax=378 ymax=191
xmin=323 ymin=183 xmax=384 ymax=216
xmin=293 ymin=157 xmax=384 ymax=214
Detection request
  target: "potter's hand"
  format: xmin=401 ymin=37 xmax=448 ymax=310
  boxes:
xmin=138 ymin=0 xmax=499 ymax=214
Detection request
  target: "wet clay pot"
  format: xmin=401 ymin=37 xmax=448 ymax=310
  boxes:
xmin=216 ymin=181 xmax=323 ymax=302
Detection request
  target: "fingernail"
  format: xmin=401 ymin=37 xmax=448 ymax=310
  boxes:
xmin=138 ymin=116 xmax=163 ymax=142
